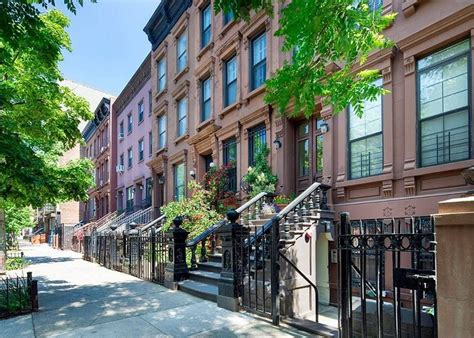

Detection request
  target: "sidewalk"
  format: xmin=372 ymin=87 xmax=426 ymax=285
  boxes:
xmin=1 ymin=242 xmax=314 ymax=337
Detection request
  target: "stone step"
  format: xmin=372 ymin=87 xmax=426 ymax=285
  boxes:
xmin=282 ymin=317 xmax=338 ymax=337
xmin=197 ymin=260 xmax=221 ymax=274
xmin=188 ymin=269 xmax=220 ymax=286
xmin=207 ymin=253 xmax=221 ymax=264
xmin=177 ymin=279 xmax=217 ymax=303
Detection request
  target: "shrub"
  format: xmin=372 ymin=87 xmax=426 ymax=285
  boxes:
xmin=242 ymin=147 xmax=278 ymax=197
xmin=5 ymin=258 xmax=29 ymax=271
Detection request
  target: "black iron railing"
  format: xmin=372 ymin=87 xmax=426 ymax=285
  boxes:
xmin=420 ymin=125 xmax=470 ymax=166
xmin=0 ymin=273 xmax=38 ymax=319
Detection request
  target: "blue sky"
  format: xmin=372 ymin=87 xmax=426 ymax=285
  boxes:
xmin=56 ymin=0 xmax=159 ymax=96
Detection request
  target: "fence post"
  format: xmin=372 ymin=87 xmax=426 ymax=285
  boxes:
xmin=339 ymin=212 xmax=352 ymax=338
xmin=151 ymin=227 xmax=156 ymax=281
xmin=216 ymin=209 xmax=249 ymax=312
xmin=30 ymin=279 xmax=39 ymax=311
xmin=164 ymin=217 xmax=189 ymax=290
xmin=271 ymin=217 xmax=281 ymax=326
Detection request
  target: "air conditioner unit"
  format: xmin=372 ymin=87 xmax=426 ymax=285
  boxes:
xmin=116 ymin=165 xmax=125 ymax=173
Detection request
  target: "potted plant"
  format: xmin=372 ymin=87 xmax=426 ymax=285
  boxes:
xmin=274 ymin=194 xmax=292 ymax=210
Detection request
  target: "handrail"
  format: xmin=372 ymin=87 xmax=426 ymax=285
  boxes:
xmin=186 ymin=191 xmax=269 ymax=247
xmin=251 ymin=182 xmax=330 ymax=243
xmin=141 ymin=215 xmax=166 ymax=232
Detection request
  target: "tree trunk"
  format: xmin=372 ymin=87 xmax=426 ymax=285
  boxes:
xmin=0 ymin=209 xmax=6 ymax=274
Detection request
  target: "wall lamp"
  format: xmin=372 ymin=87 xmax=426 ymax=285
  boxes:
xmin=158 ymin=176 xmax=165 ymax=185
xmin=190 ymin=170 xmax=196 ymax=179
xmin=319 ymin=121 xmax=329 ymax=134
xmin=273 ymin=139 xmax=282 ymax=150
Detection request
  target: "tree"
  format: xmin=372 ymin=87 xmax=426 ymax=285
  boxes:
xmin=214 ymin=0 xmax=396 ymax=118
xmin=0 ymin=1 xmax=95 ymax=208
xmin=3 ymin=202 xmax=33 ymax=236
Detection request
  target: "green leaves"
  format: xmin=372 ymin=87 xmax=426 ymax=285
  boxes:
xmin=215 ymin=0 xmax=396 ymax=118
xmin=0 ymin=3 xmax=95 ymax=208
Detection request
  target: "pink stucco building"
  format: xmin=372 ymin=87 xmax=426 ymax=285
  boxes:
xmin=111 ymin=54 xmax=153 ymax=214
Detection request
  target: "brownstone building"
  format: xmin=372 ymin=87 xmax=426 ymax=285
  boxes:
xmin=143 ymin=0 xmax=474 ymax=307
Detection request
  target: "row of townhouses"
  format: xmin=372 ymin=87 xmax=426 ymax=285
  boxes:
xmin=40 ymin=0 xmax=473 ymax=318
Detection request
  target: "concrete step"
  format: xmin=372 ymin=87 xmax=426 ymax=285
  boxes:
xmin=207 ymin=253 xmax=221 ymax=264
xmin=197 ymin=261 xmax=221 ymax=273
xmin=282 ymin=317 xmax=338 ymax=337
xmin=188 ymin=269 xmax=220 ymax=286
xmin=177 ymin=279 xmax=218 ymax=303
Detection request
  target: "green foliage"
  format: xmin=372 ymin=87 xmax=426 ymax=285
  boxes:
xmin=0 ymin=2 xmax=95 ymax=207
xmin=0 ymin=276 xmax=30 ymax=314
xmin=274 ymin=194 xmax=291 ymax=205
xmin=202 ymin=165 xmax=228 ymax=212
xmin=1 ymin=201 xmax=33 ymax=235
xmin=243 ymin=147 xmax=278 ymax=197
xmin=161 ymin=181 xmax=222 ymax=241
xmin=214 ymin=0 xmax=396 ymax=118
xmin=5 ymin=257 xmax=29 ymax=270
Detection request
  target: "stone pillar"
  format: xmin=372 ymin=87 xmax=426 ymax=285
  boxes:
xmin=0 ymin=209 xmax=5 ymax=274
xmin=216 ymin=210 xmax=249 ymax=312
xmin=434 ymin=195 xmax=474 ymax=338
xmin=164 ymin=217 xmax=189 ymax=290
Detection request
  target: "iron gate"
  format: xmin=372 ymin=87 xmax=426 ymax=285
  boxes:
xmin=338 ymin=213 xmax=437 ymax=338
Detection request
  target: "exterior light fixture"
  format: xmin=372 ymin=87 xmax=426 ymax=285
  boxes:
xmin=319 ymin=121 xmax=329 ymax=134
xmin=209 ymin=162 xmax=215 ymax=168
xmin=273 ymin=139 xmax=282 ymax=149
xmin=158 ymin=176 xmax=165 ymax=185
xmin=190 ymin=170 xmax=196 ymax=179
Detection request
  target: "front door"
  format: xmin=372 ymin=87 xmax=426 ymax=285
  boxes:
xmin=295 ymin=118 xmax=324 ymax=193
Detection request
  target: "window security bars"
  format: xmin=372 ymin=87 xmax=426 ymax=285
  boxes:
xmin=248 ymin=124 xmax=266 ymax=166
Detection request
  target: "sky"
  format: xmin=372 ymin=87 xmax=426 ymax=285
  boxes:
xmin=56 ymin=0 xmax=160 ymax=96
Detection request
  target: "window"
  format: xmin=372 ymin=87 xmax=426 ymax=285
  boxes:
xmin=177 ymin=97 xmax=187 ymax=137
xmin=297 ymin=123 xmax=310 ymax=176
xmin=127 ymin=147 xmax=133 ymax=168
xmin=138 ymin=101 xmax=144 ymax=123
xmin=201 ymin=77 xmax=211 ymax=121
xmin=119 ymin=121 xmax=124 ymax=139
xmin=174 ymin=163 xmax=185 ymax=201
xmin=148 ymin=90 xmax=152 ymax=115
xmin=148 ymin=131 xmax=153 ymax=156
xmin=126 ymin=186 xmax=134 ymax=212
xmin=144 ymin=177 xmax=152 ymax=208
xmin=201 ymin=4 xmax=211 ymax=48
xmin=225 ymin=56 xmax=237 ymax=106
xmin=248 ymin=124 xmax=266 ymax=166
xmin=316 ymin=119 xmax=324 ymax=175
xmin=349 ymin=78 xmax=383 ymax=179
xmin=417 ymin=39 xmax=471 ymax=167
xmin=223 ymin=137 xmax=237 ymax=192
xmin=119 ymin=153 xmax=124 ymax=166
xmin=204 ymin=154 xmax=213 ymax=172
xmin=223 ymin=10 xmax=234 ymax=25
xmin=158 ymin=115 xmax=167 ymax=148
xmin=177 ymin=32 xmax=187 ymax=72
xmin=251 ymin=33 xmax=267 ymax=90
xmin=138 ymin=139 xmax=144 ymax=162
xmin=157 ymin=58 xmax=166 ymax=92
xmin=127 ymin=113 xmax=132 ymax=133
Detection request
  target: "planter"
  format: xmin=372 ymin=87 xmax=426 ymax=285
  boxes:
xmin=275 ymin=203 xmax=289 ymax=212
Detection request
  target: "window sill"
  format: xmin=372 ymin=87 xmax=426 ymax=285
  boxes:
xmin=156 ymin=147 xmax=167 ymax=156
xmin=138 ymin=159 xmax=144 ymax=164
xmin=245 ymin=84 xmax=266 ymax=104
xmin=403 ymin=158 xmax=474 ymax=178
xmin=154 ymin=88 xmax=167 ymax=102
xmin=174 ymin=66 xmax=189 ymax=84
xmin=197 ymin=41 xmax=214 ymax=61
xmin=219 ymin=20 xmax=237 ymax=40
xmin=335 ymin=173 xmax=392 ymax=188
xmin=138 ymin=119 xmax=144 ymax=126
xmin=197 ymin=118 xmax=214 ymax=132
xmin=128 ymin=131 xmax=133 ymax=136
xmin=218 ymin=102 xmax=241 ymax=119
xmin=119 ymin=137 xmax=124 ymax=143
xmin=174 ymin=133 xmax=189 ymax=145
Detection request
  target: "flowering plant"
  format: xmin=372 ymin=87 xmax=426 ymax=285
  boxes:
xmin=242 ymin=147 xmax=278 ymax=197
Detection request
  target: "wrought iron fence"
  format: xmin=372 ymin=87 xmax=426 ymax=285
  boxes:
xmin=0 ymin=273 xmax=38 ymax=319
xmin=82 ymin=228 xmax=167 ymax=285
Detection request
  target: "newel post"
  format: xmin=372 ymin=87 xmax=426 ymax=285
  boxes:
xmin=216 ymin=209 xmax=249 ymax=312
xmin=164 ymin=216 xmax=189 ymax=289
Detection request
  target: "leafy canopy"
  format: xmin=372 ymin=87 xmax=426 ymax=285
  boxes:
xmin=214 ymin=0 xmax=396 ymax=118
xmin=0 ymin=1 xmax=95 ymax=207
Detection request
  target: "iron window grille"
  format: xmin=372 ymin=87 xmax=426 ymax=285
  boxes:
xmin=177 ymin=32 xmax=187 ymax=72
xmin=223 ymin=137 xmax=237 ymax=192
xmin=201 ymin=4 xmax=211 ymax=48
xmin=127 ymin=113 xmax=133 ymax=133
xmin=251 ymin=33 xmax=267 ymax=91
xmin=417 ymin=39 xmax=471 ymax=167
xmin=158 ymin=115 xmax=167 ymax=149
xmin=138 ymin=101 xmax=144 ymax=123
xmin=157 ymin=58 xmax=166 ymax=92
xmin=174 ymin=163 xmax=185 ymax=201
xmin=224 ymin=56 xmax=237 ymax=107
xmin=127 ymin=147 xmax=133 ymax=168
xmin=348 ymin=78 xmax=383 ymax=179
xmin=177 ymin=97 xmax=187 ymax=137
xmin=138 ymin=139 xmax=144 ymax=162
xmin=248 ymin=123 xmax=266 ymax=166
xmin=201 ymin=77 xmax=211 ymax=121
